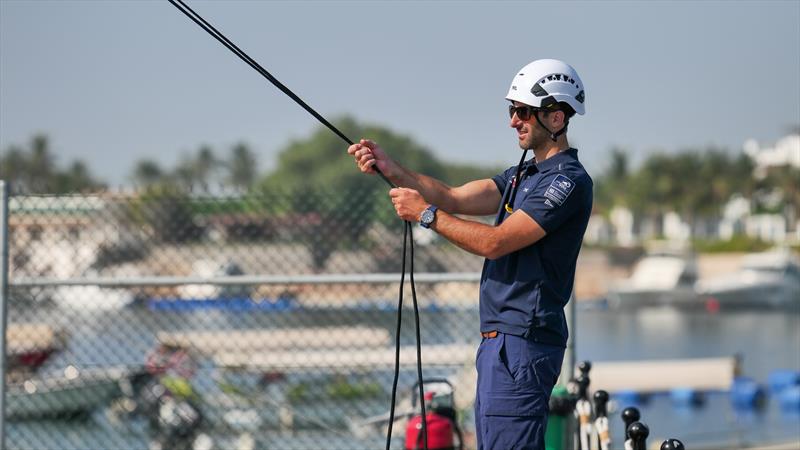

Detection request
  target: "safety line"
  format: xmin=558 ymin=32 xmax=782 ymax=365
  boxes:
xmin=166 ymin=1 xmax=427 ymax=448
xmin=167 ymin=0 xmax=395 ymax=188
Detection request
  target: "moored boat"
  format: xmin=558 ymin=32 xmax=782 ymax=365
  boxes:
xmin=695 ymin=249 xmax=800 ymax=310
xmin=607 ymin=252 xmax=699 ymax=309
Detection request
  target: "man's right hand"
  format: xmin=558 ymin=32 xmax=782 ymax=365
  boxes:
xmin=347 ymin=139 xmax=398 ymax=178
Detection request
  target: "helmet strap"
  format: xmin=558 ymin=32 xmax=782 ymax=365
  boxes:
xmin=534 ymin=111 xmax=569 ymax=142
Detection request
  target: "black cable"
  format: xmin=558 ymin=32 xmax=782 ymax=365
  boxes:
xmin=168 ymin=0 xmax=395 ymax=188
xmin=385 ymin=222 xmax=406 ymax=450
xmin=408 ymin=225 xmax=428 ymax=450
xmin=166 ymin=1 xmax=427 ymax=448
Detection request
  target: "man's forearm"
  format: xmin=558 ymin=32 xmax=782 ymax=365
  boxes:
xmin=430 ymin=210 xmax=501 ymax=259
xmin=391 ymin=165 xmax=458 ymax=213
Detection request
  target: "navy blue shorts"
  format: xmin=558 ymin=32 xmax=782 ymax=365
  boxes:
xmin=474 ymin=333 xmax=565 ymax=450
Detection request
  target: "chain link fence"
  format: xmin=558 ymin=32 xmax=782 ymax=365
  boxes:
xmin=2 ymin=186 xmax=488 ymax=450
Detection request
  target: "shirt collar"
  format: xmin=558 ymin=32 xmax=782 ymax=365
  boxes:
xmin=534 ymin=148 xmax=579 ymax=173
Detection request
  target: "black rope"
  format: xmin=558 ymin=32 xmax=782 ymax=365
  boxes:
xmin=168 ymin=0 xmax=395 ymax=188
xmin=166 ymin=1 xmax=427 ymax=448
xmin=385 ymin=221 xmax=406 ymax=450
xmin=408 ymin=224 xmax=428 ymax=450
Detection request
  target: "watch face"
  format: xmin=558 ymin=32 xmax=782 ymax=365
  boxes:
xmin=421 ymin=209 xmax=434 ymax=224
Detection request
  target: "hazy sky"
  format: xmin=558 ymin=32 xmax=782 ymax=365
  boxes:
xmin=1 ymin=0 xmax=799 ymax=185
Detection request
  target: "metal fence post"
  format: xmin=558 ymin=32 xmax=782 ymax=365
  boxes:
xmin=557 ymin=290 xmax=577 ymax=387
xmin=0 ymin=181 xmax=10 ymax=450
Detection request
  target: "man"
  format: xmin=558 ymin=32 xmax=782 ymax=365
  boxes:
xmin=348 ymin=59 xmax=592 ymax=450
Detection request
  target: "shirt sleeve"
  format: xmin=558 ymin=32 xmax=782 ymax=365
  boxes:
xmin=492 ymin=166 xmax=517 ymax=194
xmin=519 ymin=171 xmax=587 ymax=233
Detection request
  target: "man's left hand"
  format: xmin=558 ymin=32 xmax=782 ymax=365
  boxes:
xmin=389 ymin=188 xmax=428 ymax=223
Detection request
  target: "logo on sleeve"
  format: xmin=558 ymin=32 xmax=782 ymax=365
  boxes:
xmin=543 ymin=174 xmax=575 ymax=207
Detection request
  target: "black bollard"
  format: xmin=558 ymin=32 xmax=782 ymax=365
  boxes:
xmin=621 ymin=407 xmax=640 ymax=441
xmin=574 ymin=375 xmax=593 ymax=450
xmin=577 ymin=374 xmax=591 ymax=400
xmin=661 ymin=438 xmax=685 ymax=450
xmin=593 ymin=390 xmax=611 ymax=450
xmin=627 ymin=422 xmax=649 ymax=450
xmin=578 ymin=360 xmax=592 ymax=377
xmin=593 ymin=390 xmax=609 ymax=417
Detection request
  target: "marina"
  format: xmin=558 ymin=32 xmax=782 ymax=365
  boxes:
xmin=607 ymin=249 xmax=800 ymax=311
xmin=0 ymin=301 xmax=797 ymax=449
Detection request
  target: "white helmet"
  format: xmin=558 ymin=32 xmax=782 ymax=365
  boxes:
xmin=506 ymin=59 xmax=585 ymax=115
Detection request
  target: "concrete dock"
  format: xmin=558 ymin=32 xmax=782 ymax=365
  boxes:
xmin=157 ymin=326 xmax=391 ymax=355
xmin=587 ymin=356 xmax=738 ymax=393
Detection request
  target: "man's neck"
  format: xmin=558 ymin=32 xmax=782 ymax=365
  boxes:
xmin=533 ymin=137 xmax=570 ymax=163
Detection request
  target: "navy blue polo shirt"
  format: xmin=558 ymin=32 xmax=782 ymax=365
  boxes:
xmin=479 ymin=148 xmax=593 ymax=347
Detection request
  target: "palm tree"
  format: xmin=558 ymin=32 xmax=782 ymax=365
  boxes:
xmin=194 ymin=145 xmax=217 ymax=189
xmin=132 ymin=160 xmax=164 ymax=186
xmin=227 ymin=142 xmax=257 ymax=189
xmin=28 ymin=134 xmax=55 ymax=190
xmin=0 ymin=145 xmax=29 ymax=189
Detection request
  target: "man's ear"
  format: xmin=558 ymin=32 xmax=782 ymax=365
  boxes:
xmin=550 ymin=110 xmax=565 ymax=127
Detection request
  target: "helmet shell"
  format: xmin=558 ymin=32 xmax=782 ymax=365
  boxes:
xmin=506 ymin=59 xmax=586 ymax=115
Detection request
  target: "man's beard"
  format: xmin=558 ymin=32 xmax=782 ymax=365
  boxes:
xmin=519 ymin=126 xmax=547 ymax=150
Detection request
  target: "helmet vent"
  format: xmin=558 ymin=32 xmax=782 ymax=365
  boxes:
xmin=531 ymin=83 xmax=548 ymax=97
xmin=541 ymin=96 xmax=558 ymax=107
xmin=576 ymin=90 xmax=585 ymax=103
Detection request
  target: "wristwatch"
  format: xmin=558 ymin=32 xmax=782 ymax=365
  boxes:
xmin=419 ymin=205 xmax=438 ymax=229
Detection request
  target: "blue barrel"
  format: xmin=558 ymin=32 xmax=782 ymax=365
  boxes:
xmin=670 ymin=387 xmax=704 ymax=407
xmin=615 ymin=389 xmax=645 ymax=407
xmin=730 ymin=377 xmax=765 ymax=409
xmin=779 ymin=386 xmax=800 ymax=411
xmin=768 ymin=369 xmax=800 ymax=393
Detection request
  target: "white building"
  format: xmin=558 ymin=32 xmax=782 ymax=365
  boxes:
xmin=584 ymin=214 xmax=613 ymax=245
xmin=663 ymin=211 xmax=691 ymax=243
xmin=609 ymin=206 xmax=636 ymax=246
xmin=745 ymin=214 xmax=787 ymax=243
xmin=718 ymin=195 xmax=751 ymax=240
xmin=743 ymin=133 xmax=800 ymax=178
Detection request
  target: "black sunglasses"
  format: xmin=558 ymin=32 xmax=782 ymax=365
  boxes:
xmin=508 ymin=104 xmax=540 ymax=121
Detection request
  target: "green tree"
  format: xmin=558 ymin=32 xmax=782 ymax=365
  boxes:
xmin=170 ymin=145 xmax=223 ymax=190
xmin=756 ymin=165 xmax=800 ymax=214
xmin=257 ymin=116 xmax=498 ymax=271
xmin=194 ymin=145 xmax=217 ymax=188
xmin=594 ymin=147 xmax=757 ymax=229
xmin=54 ymin=161 xmax=94 ymax=192
xmin=132 ymin=160 xmax=165 ymax=186
xmin=260 ymin=116 xmax=497 ymax=198
xmin=29 ymin=135 xmax=55 ymax=183
xmin=0 ymin=145 xmax=29 ymax=187
xmin=128 ymin=185 xmax=203 ymax=243
xmin=0 ymin=134 xmax=103 ymax=193
xmin=593 ymin=147 xmax=631 ymax=213
xmin=226 ymin=142 xmax=258 ymax=189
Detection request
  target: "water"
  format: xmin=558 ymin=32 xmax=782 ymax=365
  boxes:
xmin=5 ymin=303 xmax=800 ymax=449
xmin=574 ymin=308 xmax=800 ymax=448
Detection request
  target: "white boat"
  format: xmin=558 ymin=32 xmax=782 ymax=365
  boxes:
xmin=53 ymin=267 xmax=141 ymax=311
xmin=695 ymin=249 xmax=800 ymax=310
xmin=53 ymin=284 xmax=137 ymax=311
xmin=177 ymin=259 xmax=251 ymax=299
xmin=607 ymin=253 xmax=699 ymax=309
